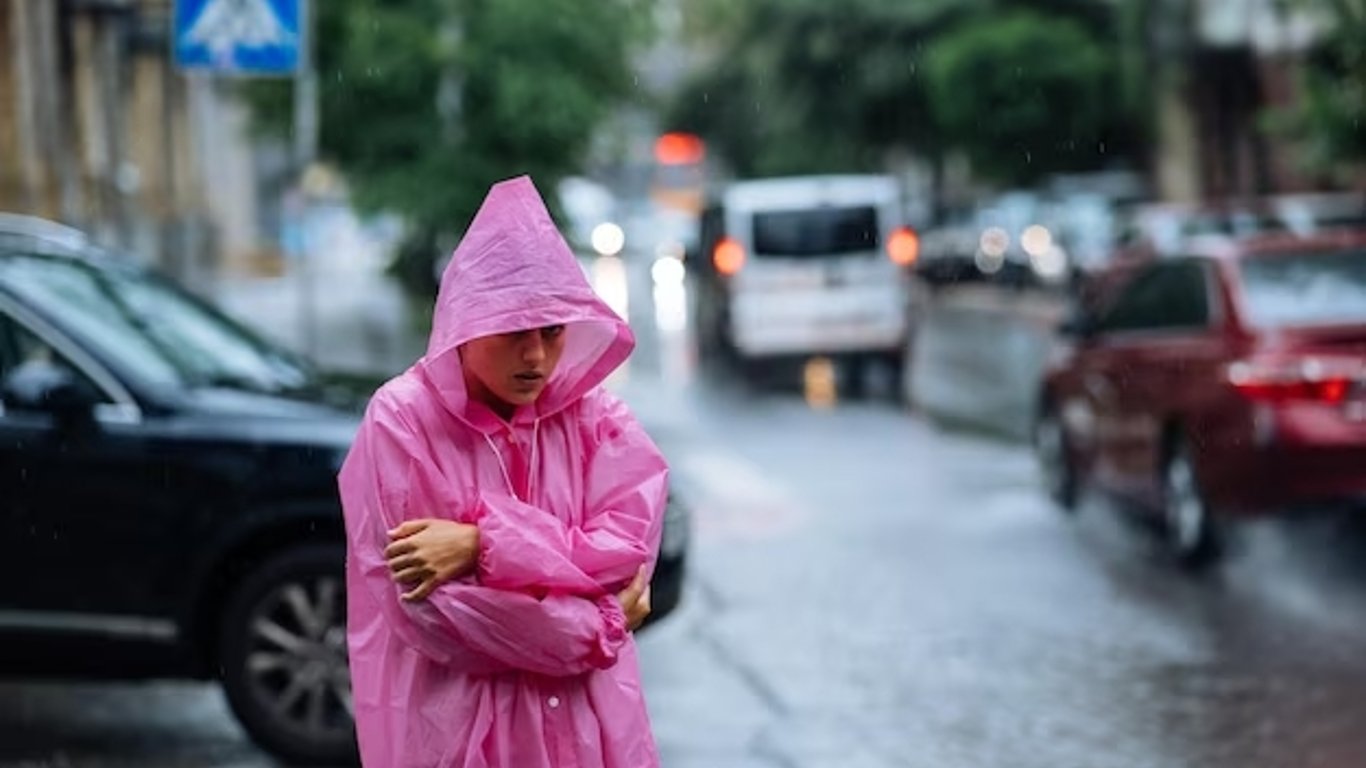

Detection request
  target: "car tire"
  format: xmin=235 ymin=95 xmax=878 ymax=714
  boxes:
xmin=219 ymin=544 xmax=357 ymax=766
xmin=1162 ymin=440 xmax=1221 ymax=568
xmin=1034 ymin=406 xmax=1078 ymax=512
xmin=899 ymin=345 xmax=917 ymax=408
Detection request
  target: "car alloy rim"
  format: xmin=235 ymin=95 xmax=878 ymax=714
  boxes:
xmin=1166 ymin=457 xmax=1204 ymax=553
xmin=244 ymin=575 xmax=353 ymax=739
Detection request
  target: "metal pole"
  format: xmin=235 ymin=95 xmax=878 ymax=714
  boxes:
xmin=294 ymin=0 xmax=319 ymax=360
xmin=100 ymin=14 xmax=132 ymax=250
xmin=11 ymin=0 xmax=41 ymax=212
xmin=46 ymin=1 xmax=81 ymax=225
xmin=31 ymin=0 xmax=64 ymax=219
xmin=161 ymin=30 xmax=178 ymax=214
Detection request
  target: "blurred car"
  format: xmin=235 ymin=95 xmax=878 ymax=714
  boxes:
xmin=1105 ymin=194 xmax=1366 ymax=270
xmin=969 ymin=191 xmax=1071 ymax=286
xmin=916 ymin=191 xmax=1073 ymax=289
xmin=692 ymin=175 xmax=918 ymax=390
xmin=1273 ymin=192 xmax=1366 ymax=237
xmin=0 ymin=216 xmax=688 ymax=764
xmin=1035 ymin=230 xmax=1366 ymax=566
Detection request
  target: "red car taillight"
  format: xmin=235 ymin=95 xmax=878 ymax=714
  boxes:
xmin=713 ymin=237 xmax=745 ymax=277
xmin=886 ymin=227 xmax=920 ymax=267
xmin=1228 ymin=360 xmax=1357 ymax=405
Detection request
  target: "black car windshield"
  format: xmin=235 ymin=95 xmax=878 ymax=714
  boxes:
xmin=1239 ymin=249 xmax=1366 ymax=328
xmin=1 ymin=253 xmax=311 ymax=392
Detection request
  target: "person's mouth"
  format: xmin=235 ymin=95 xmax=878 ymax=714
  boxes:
xmin=514 ymin=372 xmax=545 ymax=385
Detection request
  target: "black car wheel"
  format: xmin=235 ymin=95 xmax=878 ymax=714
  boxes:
xmin=1034 ymin=406 xmax=1078 ymax=511
xmin=1163 ymin=441 xmax=1220 ymax=568
xmin=220 ymin=544 xmax=357 ymax=766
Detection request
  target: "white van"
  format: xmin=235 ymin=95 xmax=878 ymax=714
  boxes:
xmin=693 ymin=175 xmax=917 ymax=380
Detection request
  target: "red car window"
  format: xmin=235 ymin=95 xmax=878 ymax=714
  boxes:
xmin=1239 ymin=249 xmax=1366 ymax=328
xmin=1096 ymin=260 xmax=1212 ymax=335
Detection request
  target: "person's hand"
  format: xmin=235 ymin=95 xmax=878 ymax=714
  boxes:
xmin=385 ymin=519 xmax=480 ymax=602
xmin=616 ymin=566 xmax=651 ymax=632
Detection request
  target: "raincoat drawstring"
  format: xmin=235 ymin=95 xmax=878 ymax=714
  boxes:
xmin=481 ymin=418 xmax=542 ymax=503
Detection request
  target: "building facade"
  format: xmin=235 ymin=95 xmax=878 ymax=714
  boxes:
xmin=1 ymin=0 xmax=273 ymax=284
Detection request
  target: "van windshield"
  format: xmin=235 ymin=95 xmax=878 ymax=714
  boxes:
xmin=752 ymin=206 xmax=879 ymax=257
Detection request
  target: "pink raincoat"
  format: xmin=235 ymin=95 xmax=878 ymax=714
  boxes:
xmin=338 ymin=176 xmax=668 ymax=768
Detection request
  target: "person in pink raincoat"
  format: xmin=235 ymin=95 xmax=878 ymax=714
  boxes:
xmin=337 ymin=175 xmax=668 ymax=768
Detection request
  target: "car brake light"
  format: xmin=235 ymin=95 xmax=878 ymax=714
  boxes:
xmin=714 ymin=237 xmax=745 ymax=276
xmin=887 ymin=227 xmax=919 ymax=266
xmin=1228 ymin=360 xmax=1354 ymax=404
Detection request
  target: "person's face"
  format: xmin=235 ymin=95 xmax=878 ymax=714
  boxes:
xmin=460 ymin=325 xmax=567 ymax=417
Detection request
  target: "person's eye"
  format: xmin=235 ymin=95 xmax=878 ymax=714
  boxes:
xmin=542 ymin=325 xmax=565 ymax=339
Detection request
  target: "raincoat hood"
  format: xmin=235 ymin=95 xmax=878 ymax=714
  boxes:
xmin=420 ymin=175 xmax=633 ymax=427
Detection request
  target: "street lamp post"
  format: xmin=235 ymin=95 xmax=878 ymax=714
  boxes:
xmin=293 ymin=0 xmax=318 ymax=360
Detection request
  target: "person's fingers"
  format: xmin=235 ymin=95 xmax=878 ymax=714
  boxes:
xmin=618 ymin=565 xmax=648 ymax=606
xmin=401 ymin=578 xmax=438 ymax=602
xmin=623 ymin=569 xmax=644 ymax=600
xmin=414 ymin=579 xmax=440 ymax=601
xmin=387 ymin=555 xmax=421 ymax=574
xmin=635 ymin=587 xmax=652 ymax=628
xmin=383 ymin=538 xmax=418 ymax=560
xmin=387 ymin=520 xmax=430 ymax=540
xmin=392 ymin=567 xmax=430 ymax=584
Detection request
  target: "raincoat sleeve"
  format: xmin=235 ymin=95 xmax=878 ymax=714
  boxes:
xmin=339 ymin=405 xmax=630 ymax=677
xmin=475 ymin=390 xmax=669 ymax=596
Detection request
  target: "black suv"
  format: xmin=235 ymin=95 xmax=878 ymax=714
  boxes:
xmin=0 ymin=218 xmax=688 ymax=765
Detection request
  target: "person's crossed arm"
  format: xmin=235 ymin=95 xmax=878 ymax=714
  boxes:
xmin=384 ymin=391 xmax=667 ymax=619
xmin=383 ymin=518 xmax=653 ymax=631
xmin=341 ymin=402 xmax=654 ymax=677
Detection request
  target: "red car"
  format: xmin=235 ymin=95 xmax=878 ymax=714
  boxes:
xmin=1036 ymin=231 xmax=1366 ymax=565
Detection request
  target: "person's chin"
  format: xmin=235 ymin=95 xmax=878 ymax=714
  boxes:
xmin=504 ymin=384 xmax=544 ymax=404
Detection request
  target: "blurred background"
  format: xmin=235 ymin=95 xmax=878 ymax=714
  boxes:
xmin=2 ymin=0 xmax=1366 ymax=766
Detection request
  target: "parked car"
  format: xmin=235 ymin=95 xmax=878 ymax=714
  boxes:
xmin=916 ymin=191 xmax=1075 ymax=289
xmin=1035 ymin=230 xmax=1366 ymax=566
xmin=692 ymin=175 xmax=918 ymax=392
xmin=1104 ymin=194 xmax=1366 ymax=273
xmin=0 ymin=216 xmax=689 ymax=765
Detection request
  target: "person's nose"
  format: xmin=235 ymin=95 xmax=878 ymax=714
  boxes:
xmin=521 ymin=334 xmax=546 ymax=366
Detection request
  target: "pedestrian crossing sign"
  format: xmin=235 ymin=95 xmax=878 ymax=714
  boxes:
xmin=174 ymin=0 xmax=302 ymax=75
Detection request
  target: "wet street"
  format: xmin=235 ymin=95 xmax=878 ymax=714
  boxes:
xmin=634 ymin=377 xmax=1366 ymax=768
xmin=6 ymin=258 xmax=1366 ymax=768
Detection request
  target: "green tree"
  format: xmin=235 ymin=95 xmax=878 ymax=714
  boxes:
xmin=1281 ymin=0 xmax=1366 ymax=175
xmin=246 ymin=0 xmax=650 ymax=295
xmin=669 ymin=0 xmax=980 ymax=177
xmin=667 ymin=0 xmax=1135 ymax=192
xmin=924 ymin=10 xmax=1120 ymax=185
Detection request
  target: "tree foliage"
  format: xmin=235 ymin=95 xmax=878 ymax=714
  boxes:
xmin=245 ymin=0 xmax=650 ymax=294
xmin=1282 ymin=0 xmax=1366 ymax=174
xmin=667 ymin=0 xmax=1132 ymax=184
xmin=924 ymin=10 xmax=1119 ymax=184
xmin=669 ymin=0 xmax=977 ymax=177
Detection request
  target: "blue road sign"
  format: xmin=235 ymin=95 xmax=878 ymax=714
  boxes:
xmin=174 ymin=0 xmax=302 ymax=75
